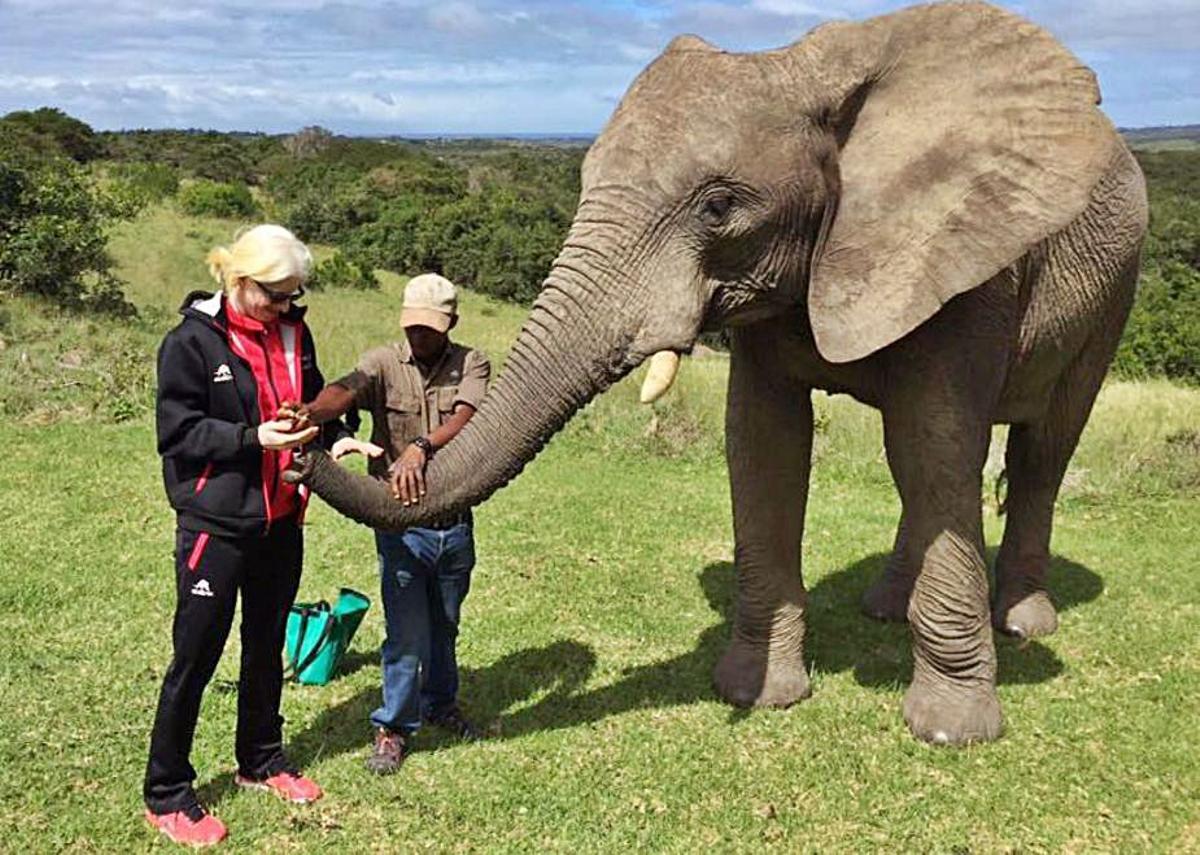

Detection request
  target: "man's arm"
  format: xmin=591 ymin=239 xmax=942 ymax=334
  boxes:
xmin=390 ymin=402 xmax=476 ymax=503
xmin=391 ymin=349 xmax=490 ymax=503
xmin=281 ymin=369 xmax=367 ymax=426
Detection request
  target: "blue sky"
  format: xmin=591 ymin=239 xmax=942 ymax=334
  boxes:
xmin=0 ymin=0 xmax=1195 ymax=134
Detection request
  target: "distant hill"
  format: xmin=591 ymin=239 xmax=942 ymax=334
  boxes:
xmin=1121 ymin=125 xmax=1200 ymax=150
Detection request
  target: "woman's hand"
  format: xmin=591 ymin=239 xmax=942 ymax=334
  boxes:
xmin=331 ymin=437 xmax=384 ymax=461
xmin=257 ymin=419 xmax=318 ymax=450
xmin=389 ymin=443 xmax=428 ymax=505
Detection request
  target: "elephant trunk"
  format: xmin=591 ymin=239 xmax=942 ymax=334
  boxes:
xmin=293 ymin=264 xmax=639 ymax=530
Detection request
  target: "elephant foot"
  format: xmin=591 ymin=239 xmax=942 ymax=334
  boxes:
xmin=902 ymin=675 xmax=1003 ymax=746
xmin=713 ymin=639 xmax=811 ymax=709
xmin=861 ymin=571 xmax=916 ymax=623
xmin=993 ymin=589 xmax=1058 ymax=639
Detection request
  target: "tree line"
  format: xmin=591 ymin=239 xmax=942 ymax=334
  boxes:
xmin=1 ymin=107 xmax=1197 ymax=384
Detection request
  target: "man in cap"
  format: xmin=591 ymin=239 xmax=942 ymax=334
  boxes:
xmin=295 ymin=273 xmax=490 ymax=774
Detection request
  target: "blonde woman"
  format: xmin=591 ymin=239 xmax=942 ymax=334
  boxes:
xmin=144 ymin=225 xmax=349 ymax=847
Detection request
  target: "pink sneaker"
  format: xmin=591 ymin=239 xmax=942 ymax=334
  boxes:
xmin=145 ymin=807 xmax=228 ymax=847
xmin=235 ymin=770 xmax=323 ymax=804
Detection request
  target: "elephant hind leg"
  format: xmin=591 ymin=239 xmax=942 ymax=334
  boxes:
xmin=993 ymin=419 xmax=1070 ymax=639
xmin=995 ymin=277 xmax=1135 ymax=639
xmin=861 ymin=512 xmax=920 ymax=622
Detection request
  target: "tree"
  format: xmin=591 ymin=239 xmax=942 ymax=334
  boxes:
xmin=0 ymin=107 xmax=99 ymax=162
xmin=283 ymin=125 xmax=334 ymax=158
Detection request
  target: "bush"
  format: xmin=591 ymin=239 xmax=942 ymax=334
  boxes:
xmin=1111 ymin=150 xmax=1200 ymax=385
xmin=0 ymin=130 xmax=139 ymax=313
xmin=274 ymin=164 xmax=381 ymax=244
xmin=108 ymin=161 xmax=179 ymax=204
xmin=1113 ymin=260 xmax=1200 ymax=384
xmin=307 ymin=253 xmax=378 ymax=291
xmin=177 ymin=180 xmax=257 ymax=218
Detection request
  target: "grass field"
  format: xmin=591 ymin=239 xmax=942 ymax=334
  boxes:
xmin=1 ymin=205 xmax=1198 ymax=852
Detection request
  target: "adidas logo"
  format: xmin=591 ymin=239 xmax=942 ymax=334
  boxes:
xmin=190 ymin=579 xmax=215 ymax=598
xmin=213 ymin=363 xmax=233 ymax=383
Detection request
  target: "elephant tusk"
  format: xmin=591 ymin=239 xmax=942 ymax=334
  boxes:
xmin=639 ymin=350 xmax=681 ymax=404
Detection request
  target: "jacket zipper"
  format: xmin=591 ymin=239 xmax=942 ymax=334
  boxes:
xmin=260 ymin=330 xmax=283 ymax=533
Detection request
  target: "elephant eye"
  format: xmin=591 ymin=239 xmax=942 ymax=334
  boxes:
xmin=700 ymin=192 xmax=733 ymax=227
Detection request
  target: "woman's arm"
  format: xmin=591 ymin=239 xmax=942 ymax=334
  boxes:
xmin=156 ymin=333 xmax=260 ymax=462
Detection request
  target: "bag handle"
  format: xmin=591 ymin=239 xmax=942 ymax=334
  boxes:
xmin=285 ymin=603 xmax=335 ymax=681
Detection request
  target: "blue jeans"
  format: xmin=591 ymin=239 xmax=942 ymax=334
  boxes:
xmin=371 ymin=522 xmax=474 ymax=735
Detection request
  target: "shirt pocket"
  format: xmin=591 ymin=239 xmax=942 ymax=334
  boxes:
xmin=385 ymin=389 xmax=424 ymax=444
xmin=436 ymin=386 xmax=460 ymax=421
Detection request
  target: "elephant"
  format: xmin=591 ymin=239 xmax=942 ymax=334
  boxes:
xmin=287 ymin=1 xmax=1148 ymax=745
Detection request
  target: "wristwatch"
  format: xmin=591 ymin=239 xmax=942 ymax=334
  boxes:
xmin=411 ymin=435 xmax=434 ymax=456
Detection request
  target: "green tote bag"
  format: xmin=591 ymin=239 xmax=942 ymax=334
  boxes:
xmin=285 ymin=587 xmax=371 ymax=686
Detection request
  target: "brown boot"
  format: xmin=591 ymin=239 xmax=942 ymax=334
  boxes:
xmin=365 ymin=727 xmax=408 ymax=775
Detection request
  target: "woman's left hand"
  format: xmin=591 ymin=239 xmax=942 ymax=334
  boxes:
xmin=259 ymin=419 xmax=319 ymax=450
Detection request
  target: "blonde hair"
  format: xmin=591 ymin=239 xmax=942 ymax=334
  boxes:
xmin=205 ymin=224 xmax=313 ymax=292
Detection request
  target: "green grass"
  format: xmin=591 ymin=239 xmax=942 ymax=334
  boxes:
xmin=2 ymin=205 xmax=1199 ymax=852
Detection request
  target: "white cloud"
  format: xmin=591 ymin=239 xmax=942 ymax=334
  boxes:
xmin=0 ymin=0 xmax=1193 ymax=132
xmin=427 ymin=1 xmax=492 ymax=34
xmin=1018 ymin=0 xmax=1200 ymax=52
xmin=750 ymin=0 xmax=837 ymax=17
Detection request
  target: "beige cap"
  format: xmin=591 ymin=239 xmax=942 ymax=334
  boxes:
xmin=400 ymin=273 xmax=457 ymax=333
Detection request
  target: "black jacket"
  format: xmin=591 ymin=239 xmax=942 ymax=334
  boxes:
xmin=156 ymin=291 xmax=347 ymax=537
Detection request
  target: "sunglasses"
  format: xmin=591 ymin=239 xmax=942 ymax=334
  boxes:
xmin=251 ymin=278 xmax=305 ymax=304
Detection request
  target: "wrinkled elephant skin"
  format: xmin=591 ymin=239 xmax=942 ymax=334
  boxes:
xmin=291 ymin=2 xmax=1147 ymax=745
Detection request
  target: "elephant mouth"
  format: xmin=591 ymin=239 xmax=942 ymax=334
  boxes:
xmin=706 ymin=284 xmax=789 ymax=330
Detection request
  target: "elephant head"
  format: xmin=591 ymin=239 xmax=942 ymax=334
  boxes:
xmin=290 ymin=1 xmax=1113 ymax=528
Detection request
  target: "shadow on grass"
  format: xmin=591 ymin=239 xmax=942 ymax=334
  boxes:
xmin=284 ymin=640 xmax=604 ymax=765
xmin=335 ymin=649 xmax=378 ymax=680
xmin=288 ymin=685 xmax=380 ymax=771
xmin=283 ymin=551 xmax=1100 ymax=758
xmin=283 ymin=584 xmax=728 ymax=759
xmin=803 ymin=550 xmax=1103 ymax=689
xmin=487 ymin=552 xmax=1100 ymax=732
xmin=195 ymin=771 xmax=237 ymax=810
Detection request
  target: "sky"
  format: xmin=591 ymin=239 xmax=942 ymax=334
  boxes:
xmin=0 ymin=0 xmax=1195 ymax=135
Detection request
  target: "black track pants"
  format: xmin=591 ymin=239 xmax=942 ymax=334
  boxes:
xmin=144 ymin=520 xmax=302 ymax=815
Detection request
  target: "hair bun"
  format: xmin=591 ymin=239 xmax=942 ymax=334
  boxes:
xmin=205 ymin=246 xmax=234 ymax=287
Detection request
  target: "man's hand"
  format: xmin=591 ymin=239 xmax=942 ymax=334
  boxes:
xmin=286 ymin=384 xmax=357 ymax=427
xmin=388 ymin=443 xmax=428 ymax=505
xmin=331 ymin=437 xmax=384 ymax=462
xmin=258 ymin=419 xmax=318 ymax=450
xmin=275 ymin=400 xmax=312 ymax=429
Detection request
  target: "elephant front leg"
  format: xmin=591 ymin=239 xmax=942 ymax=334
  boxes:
xmin=902 ymin=527 xmax=1002 ymax=744
xmin=884 ymin=408 xmax=1003 ymax=745
xmin=714 ymin=332 xmax=813 ymax=708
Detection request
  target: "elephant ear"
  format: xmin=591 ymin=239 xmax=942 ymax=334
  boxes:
xmin=803 ymin=2 xmax=1114 ymax=363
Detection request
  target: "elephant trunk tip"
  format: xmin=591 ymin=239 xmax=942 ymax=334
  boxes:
xmin=282 ymin=450 xmax=317 ymax=485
